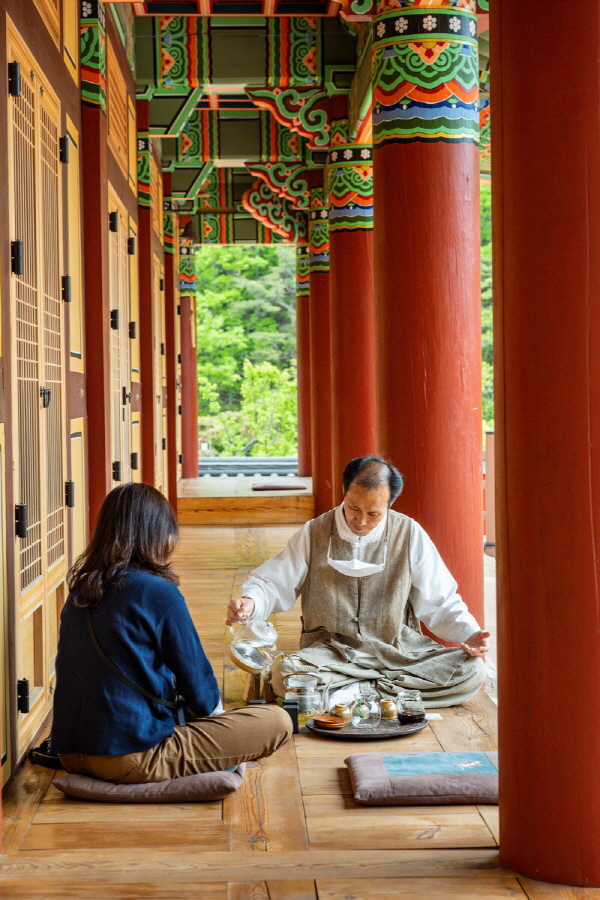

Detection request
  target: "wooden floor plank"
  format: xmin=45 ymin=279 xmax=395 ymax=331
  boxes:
xmin=296 ymin=759 xmax=353 ymax=796
xmin=307 ymin=812 xmax=497 ymax=850
xmin=478 ymin=805 xmax=499 ymax=844
xmin=518 ymin=878 xmax=600 ymax=900
xmin=304 ymin=795 xmax=482 ymax=817
xmin=0 ymin=882 xmax=228 ymax=899
xmin=0 ymin=848 xmax=507 ymax=882
xmin=316 ymin=875 xmax=527 ymax=899
xmin=427 ymin=691 xmax=497 ymax=753
xmin=224 ymin=738 xmax=309 ymax=852
xmin=18 ymin=821 xmax=231 ymax=852
xmin=267 ymin=881 xmax=318 ymax=900
xmin=227 ymin=883 xmax=269 ymax=900
xmin=1 ymin=758 xmax=56 ymax=855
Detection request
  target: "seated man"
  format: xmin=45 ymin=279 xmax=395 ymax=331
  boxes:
xmin=226 ymin=456 xmax=489 ymax=708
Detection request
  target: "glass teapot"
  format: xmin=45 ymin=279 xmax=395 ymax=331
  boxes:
xmin=228 ymin=619 xmax=278 ymax=675
xmin=282 ymin=671 xmax=325 ymax=723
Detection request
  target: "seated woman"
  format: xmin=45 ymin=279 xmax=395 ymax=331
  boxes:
xmin=52 ymin=482 xmax=291 ymax=783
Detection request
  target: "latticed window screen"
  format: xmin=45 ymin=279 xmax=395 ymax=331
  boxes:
xmin=12 ymin=69 xmax=42 ymax=592
xmin=10 ymin=46 xmax=65 ymax=594
xmin=108 ymin=193 xmax=132 ymax=485
xmin=41 ymin=96 xmax=64 ymax=569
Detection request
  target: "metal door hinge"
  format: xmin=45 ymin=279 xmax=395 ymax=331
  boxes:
xmin=8 ymin=61 xmax=21 ymax=97
xmin=162 ymin=438 xmax=166 ymax=451
xmin=65 ymin=481 xmax=75 ymax=508
xmin=15 ymin=504 xmax=27 ymax=539
xmin=127 ymin=236 xmax=136 ymax=255
xmin=122 ymin=386 xmax=131 ymax=405
xmin=129 ymin=321 xmax=137 ymax=339
xmin=177 ymin=304 xmax=181 ymax=315
xmin=178 ymin=404 xmax=183 ymax=415
xmin=131 ymin=452 xmax=139 ymax=470
xmin=62 ymin=274 xmax=71 ymax=303
xmin=11 ymin=240 xmax=23 ymax=275
xmin=112 ymin=461 xmax=122 ymax=482
xmin=17 ymin=678 xmax=29 ymax=714
xmin=40 ymin=386 xmax=52 ymax=408
xmin=109 ymin=211 xmax=119 ymax=232
xmin=110 ymin=309 xmax=119 ymax=330
xmin=59 ymin=135 xmax=69 ymax=164
xmin=160 ymin=277 xmax=164 ymax=291
xmin=160 ymin=343 xmax=165 ymax=355
xmin=179 ymin=454 xmax=183 ymax=465
xmin=177 ymin=353 xmax=182 ymax=364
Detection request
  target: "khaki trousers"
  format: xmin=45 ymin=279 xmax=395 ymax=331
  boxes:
xmin=60 ymin=705 xmax=292 ymax=784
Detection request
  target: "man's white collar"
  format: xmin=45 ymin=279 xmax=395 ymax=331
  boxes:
xmin=335 ymin=503 xmax=388 ymax=544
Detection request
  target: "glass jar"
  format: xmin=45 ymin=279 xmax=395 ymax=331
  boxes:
xmin=332 ymin=703 xmax=352 ymax=723
xmin=397 ymin=690 xmax=426 ymax=725
xmin=350 ymin=685 xmax=381 ymax=729
xmin=379 ymin=698 xmax=398 ymax=720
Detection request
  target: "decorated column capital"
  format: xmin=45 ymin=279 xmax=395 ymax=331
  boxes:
xmin=309 ymin=186 xmax=330 ymax=273
xmin=372 ymin=0 xmax=479 ymax=146
xmin=179 ymin=238 xmax=197 ymax=296
xmin=296 ymin=242 xmax=310 ymax=298
xmin=80 ymin=0 xmax=106 ymax=113
xmin=242 ymin=180 xmax=307 ymax=243
xmin=137 ymin=133 xmax=152 ymax=209
xmin=327 ymin=130 xmax=373 ymax=233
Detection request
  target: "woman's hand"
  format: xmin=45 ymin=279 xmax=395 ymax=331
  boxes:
xmin=226 ymin=596 xmax=256 ymax=625
xmin=460 ymin=630 xmax=491 ymax=657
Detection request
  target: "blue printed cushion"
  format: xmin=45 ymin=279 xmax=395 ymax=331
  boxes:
xmin=345 ymin=752 xmax=498 ymax=806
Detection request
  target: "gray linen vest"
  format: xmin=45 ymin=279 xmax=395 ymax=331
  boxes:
xmin=299 ymin=508 xmax=460 ymax=680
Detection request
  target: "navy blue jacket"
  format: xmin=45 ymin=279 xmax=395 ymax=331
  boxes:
xmin=51 ymin=569 xmax=220 ymax=755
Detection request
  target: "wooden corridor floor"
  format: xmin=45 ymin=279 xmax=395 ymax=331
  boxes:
xmin=1 ymin=524 xmax=595 ymax=899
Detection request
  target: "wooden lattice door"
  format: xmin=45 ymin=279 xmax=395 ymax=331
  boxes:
xmin=152 ymin=255 xmax=165 ymax=494
xmin=108 ymin=188 xmax=132 ymax=486
xmin=7 ymin=22 xmax=67 ymax=754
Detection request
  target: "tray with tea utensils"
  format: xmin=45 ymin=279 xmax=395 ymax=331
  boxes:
xmin=305 ymin=716 xmax=429 ymax=740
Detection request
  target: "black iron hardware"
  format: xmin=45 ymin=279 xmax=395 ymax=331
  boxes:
xmin=17 ymin=679 xmax=29 ymax=714
xmin=127 ymin=236 xmax=136 ymax=255
xmin=179 ymin=454 xmax=183 ymax=465
xmin=122 ymin=386 xmax=131 ymax=405
xmin=110 ymin=309 xmax=119 ymax=330
xmin=178 ymin=405 xmax=183 ymax=415
xmin=109 ymin=211 xmax=119 ymax=232
xmin=177 ymin=353 xmax=182 ymax=364
xmin=160 ymin=278 xmax=164 ymax=291
xmin=65 ymin=481 xmax=75 ymax=508
xmin=59 ymin=135 xmax=69 ymax=164
xmin=15 ymin=504 xmax=27 ymax=539
xmin=40 ymin=386 xmax=52 ymax=408
xmin=8 ymin=61 xmax=21 ymax=97
xmin=162 ymin=438 xmax=166 ymax=451
xmin=11 ymin=240 xmax=23 ymax=275
xmin=129 ymin=321 xmax=137 ymax=339
xmin=131 ymin=452 xmax=139 ymax=470
xmin=62 ymin=274 xmax=71 ymax=303
xmin=160 ymin=343 xmax=165 ymax=355
xmin=112 ymin=461 xmax=122 ymax=482
xmin=177 ymin=304 xmax=181 ymax=315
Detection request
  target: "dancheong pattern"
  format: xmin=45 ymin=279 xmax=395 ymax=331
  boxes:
xmin=308 ymin=186 xmax=330 ymax=273
xmin=328 ymin=142 xmax=373 ymax=232
xmin=179 ymin=239 xmax=197 ymax=294
xmin=246 ymin=163 xmax=310 ymax=210
xmin=267 ymin=17 xmax=322 ymax=88
xmin=80 ymin=0 xmax=107 ymax=113
xmin=372 ymin=0 xmax=479 ymax=146
xmin=163 ymin=199 xmax=176 ymax=254
xmin=179 ymin=110 xmax=219 ymax=164
xmin=296 ymin=243 xmax=310 ymax=298
xmin=197 ymin=169 xmax=234 ymax=244
xmin=157 ymin=16 xmax=209 ymax=92
xmin=247 ymin=86 xmax=330 ymax=150
xmin=242 ymin=180 xmax=307 ymax=243
xmin=137 ymin=133 xmax=152 ymax=209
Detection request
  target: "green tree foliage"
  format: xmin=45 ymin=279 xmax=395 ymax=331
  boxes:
xmin=196 ymin=245 xmax=298 ymax=456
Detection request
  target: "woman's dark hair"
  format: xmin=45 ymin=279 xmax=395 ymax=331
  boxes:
xmin=68 ymin=483 xmax=179 ymax=607
xmin=342 ymin=456 xmax=404 ymax=506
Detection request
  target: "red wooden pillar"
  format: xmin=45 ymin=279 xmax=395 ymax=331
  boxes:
xmin=308 ymin=179 xmax=333 ymax=514
xmin=163 ymin=176 xmax=178 ymax=508
xmin=296 ymin=240 xmax=312 ymax=477
xmin=372 ymin=1 xmax=483 ymax=625
xmin=136 ymin=100 xmax=157 ymax=487
xmin=179 ymin=238 xmax=199 ymax=479
xmin=492 ymin=1 xmax=600 ymax=885
xmin=81 ymin=102 xmax=111 ymax=528
xmin=327 ymin=113 xmax=376 ymax=502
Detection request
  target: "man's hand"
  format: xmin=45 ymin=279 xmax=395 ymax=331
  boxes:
xmin=226 ymin=596 xmax=256 ymax=626
xmin=460 ymin=630 xmax=491 ymax=657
